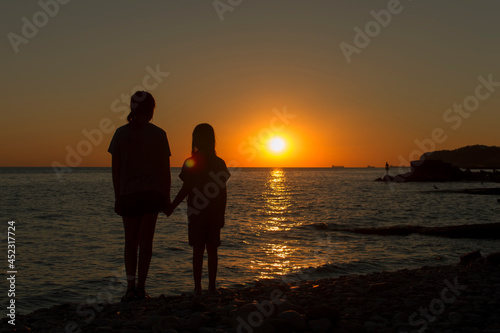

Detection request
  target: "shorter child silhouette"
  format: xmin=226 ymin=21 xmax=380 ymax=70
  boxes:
xmin=168 ymin=123 xmax=230 ymax=295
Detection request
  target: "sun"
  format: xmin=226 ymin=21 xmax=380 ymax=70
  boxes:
xmin=268 ymin=137 xmax=286 ymax=153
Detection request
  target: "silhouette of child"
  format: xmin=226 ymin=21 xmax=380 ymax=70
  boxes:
xmin=168 ymin=123 xmax=230 ymax=295
xmin=108 ymin=91 xmax=171 ymax=301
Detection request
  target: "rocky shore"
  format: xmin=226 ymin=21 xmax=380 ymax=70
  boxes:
xmin=2 ymin=252 xmax=500 ymax=333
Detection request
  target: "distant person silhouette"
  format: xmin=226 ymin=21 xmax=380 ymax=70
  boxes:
xmin=167 ymin=123 xmax=230 ymax=295
xmin=108 ymin=91 xmax=171 ymax=301
xmin=385 ymin=162 xmax=390 ymax=175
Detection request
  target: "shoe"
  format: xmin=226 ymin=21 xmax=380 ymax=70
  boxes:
xmin=121 ymin=286 xmax=136 ymax=302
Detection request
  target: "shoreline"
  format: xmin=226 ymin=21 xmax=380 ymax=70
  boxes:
xmin=2 ymin=252 xmax=499 ymax=333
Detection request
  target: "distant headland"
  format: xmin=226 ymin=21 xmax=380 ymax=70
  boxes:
xmin=421 ymin=145 xmax=500 ymax=169
xmin=378 ymin=145 xmax=500 ymax=182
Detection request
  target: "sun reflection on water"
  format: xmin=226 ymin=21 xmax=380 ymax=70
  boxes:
xmin=260 ymin=169 xmax=299 ymax=232
xmin=252 ymin=169 xmax=306 ymax=279
xmin=248 ymin=169 xmax=358 ymax=280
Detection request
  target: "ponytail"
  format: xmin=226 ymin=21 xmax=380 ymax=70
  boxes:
xmin=127 ymin=91 xmax=155 ymax=123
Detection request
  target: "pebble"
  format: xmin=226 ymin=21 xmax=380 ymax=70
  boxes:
xmin=368 ymin=282 xmax=391 ymax=291
xmin=364 ymin=320 xmax=384 ymax=331
xmin=277 ymin=310 xmax=307 ymax=331
xmin=448 ymin=311 xmax=462 ymax=325
xmin=143 ymin=315 xmax=164 ymax=327
xmin=2 ymin=252 xmax=500 ymax=332
xmin=305 ymin=305 xmax=339 ymax=322
xmin=188 ymin=312 xmax=208 ymax=331
xmin=308 ymin=318 xmax=332 ymax=332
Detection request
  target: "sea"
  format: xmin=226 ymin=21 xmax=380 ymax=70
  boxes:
xmin=1 ymin=167 xmax=499 ymax=315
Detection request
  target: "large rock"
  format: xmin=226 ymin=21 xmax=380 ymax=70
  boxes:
xmin=421 ymin=145 xmax=500 ymax=169
xmin=460 ymin=250 xmax=482 ymax=265
xmin=376 ymin=159 xmax=465 ymax=182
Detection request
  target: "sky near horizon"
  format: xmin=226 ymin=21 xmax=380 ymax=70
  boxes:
xmin=1 ymin=1 xmax=499 ymax=168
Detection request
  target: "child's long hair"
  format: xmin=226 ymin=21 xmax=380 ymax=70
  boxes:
xmin=127 ymin=91 xmax=155 ymax=123
xmin=192 ymin=123 xmax=216 ymax=155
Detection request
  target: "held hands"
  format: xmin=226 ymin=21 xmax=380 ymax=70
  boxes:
xmin=163 ymin=200 xmax=174 ymax=217
xmin=164 ymin=187 xmax=187 ymax=217
xmin=163 ymin=206 xmax=174 ymax=217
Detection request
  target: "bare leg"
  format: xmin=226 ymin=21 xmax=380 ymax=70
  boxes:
xmin=123 ymin=216 xmax=141 ymax=291
xmin=193 ymin=245 xmax=205 ymax=295
xmin=207 ymin=245 xmax=218 ymax=293
xmin=136 ymin=213 xmax=158 ymax=291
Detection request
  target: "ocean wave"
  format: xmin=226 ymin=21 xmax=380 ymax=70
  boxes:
xmin=280 ymin=260 xmax=388 ymax=283
xmin=306 ymin=222 xmax=500 ymax=239
xmin=300 ymin=222 xmax=345 ymax=230
xmin=165 ymin=247 xmax=185 ymax=252
xmin=33 ymin=214 xmax=66 ymax=220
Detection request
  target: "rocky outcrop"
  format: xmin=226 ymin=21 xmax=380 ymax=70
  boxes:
xmin=377 ymin=145 xmax=500 ymax=182
xmin=377 ymin=159 xmax=465 ymax=182
xmin=422 ymin=145 xmax=500 ymax=169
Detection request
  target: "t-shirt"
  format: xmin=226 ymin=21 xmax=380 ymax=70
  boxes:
xmin=179 ymin=152 xmax=230 ymax=228
xmin=108 ymin=123 xmax=171 ymax=195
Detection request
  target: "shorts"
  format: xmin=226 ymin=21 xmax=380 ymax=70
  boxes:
xmin=188 ymin=219 xmax=222 ymax=247
xmin=117 ymin=191 xmax=166 ymax=217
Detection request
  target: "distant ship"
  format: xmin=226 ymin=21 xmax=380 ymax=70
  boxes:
xmin=331 ymin=165 xmax=345 ymax=169
xmin=367 ymin=165 xmax=375 ymax=168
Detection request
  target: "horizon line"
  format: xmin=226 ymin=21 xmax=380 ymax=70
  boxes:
xmin=0 ymin=166 xmax=407 ymax=169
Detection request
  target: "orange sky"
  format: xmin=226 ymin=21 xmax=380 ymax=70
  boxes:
xmin=1 ymin=2 xmax=499 ymax=168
